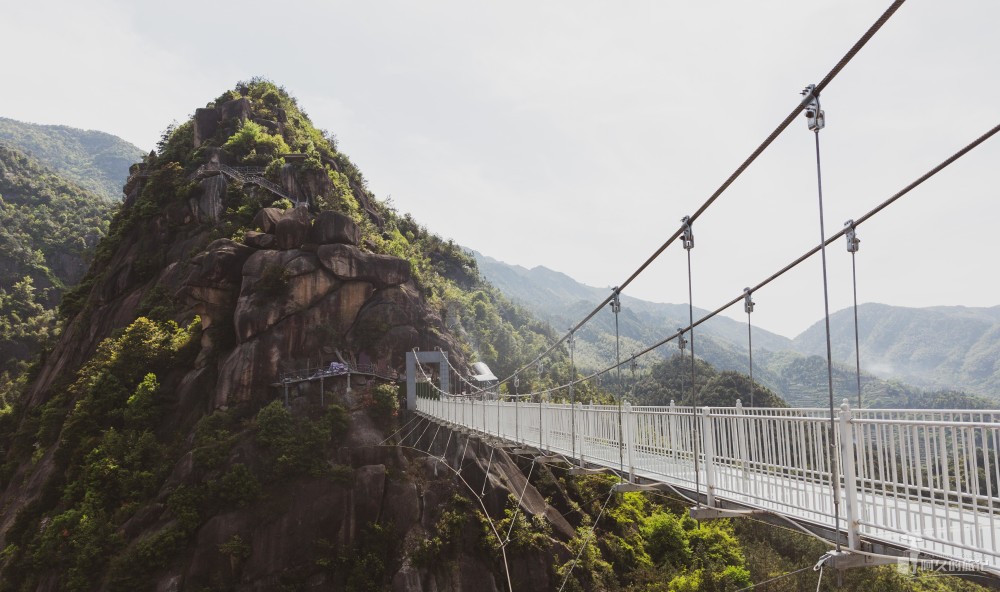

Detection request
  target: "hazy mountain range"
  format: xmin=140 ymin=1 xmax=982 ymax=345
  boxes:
xmin=0 ymin=117 xmax=144 ymax=200
xmin=472 ymin=251 xmax=1000 ymax=406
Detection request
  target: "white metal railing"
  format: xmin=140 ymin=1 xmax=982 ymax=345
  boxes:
xmin=415 ymin=396 xmax=1000 ymax=574
xmin=278 ymin=360 xmax=400 ymax=383
xmin=206 ymin=162 xmax=297 ymax=203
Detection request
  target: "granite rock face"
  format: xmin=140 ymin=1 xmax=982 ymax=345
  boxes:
xmin=2 ymin=91 xmax=570 ymax=592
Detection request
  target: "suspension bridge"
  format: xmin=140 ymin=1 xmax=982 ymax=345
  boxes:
xmin=388 ymin=0 xmax=1000 ymax=584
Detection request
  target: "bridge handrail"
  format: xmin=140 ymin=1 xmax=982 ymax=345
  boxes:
xmin=204 ymin=162 xmax=297 ymax=203
xmin=415 ymin=395 xmax=1000 ymax=575
xmin=278 ymin=359 xmax=401 ymax=383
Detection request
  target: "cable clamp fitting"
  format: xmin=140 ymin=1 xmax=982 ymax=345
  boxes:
xmin=677 ymin=329 xmax=688 ymax=352
xmin=844 ymin=219 xmax=860 ymax=253
xmin=801 ymin=84 xmax=825 ymax=131
xmin=681 ymin=216 xmax=694 ymax=250
xmin=609 ymin=288 xmax=622 ymax=314
xmin=743 ymin=288 xmax=755 ymax=314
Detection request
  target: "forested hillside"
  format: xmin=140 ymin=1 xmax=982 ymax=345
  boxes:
xmin=0 ymin=145 xmax=115 ymax=378
xmin=0 ymin=117 xmax=144 ymax=201
xmin=0 ymin=80 xmax=988 ymax=592
xmin=475 ymin=252 xmax=997 ymax=409
xmin=0 ymin=79 xmax=587 ymax=591
xmin=795 ymin=303 xmax=1000 ymax=399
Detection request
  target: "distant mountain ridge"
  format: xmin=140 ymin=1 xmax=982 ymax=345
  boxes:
xmin=0 ymin=144 xmax=115 ymax=370
xmin=0 ymin=117 xmax=144 ymax=200
xmin=472 ymin=251 xmax=1000 ymax=405
xmin=472 ymin=250 xmax=793 ymax=353
xmin=794 ymin=303 xmax=1000 ymax=398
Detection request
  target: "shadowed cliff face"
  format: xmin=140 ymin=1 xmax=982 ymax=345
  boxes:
xmin=0 ymin=84 xmax=579 ymax=592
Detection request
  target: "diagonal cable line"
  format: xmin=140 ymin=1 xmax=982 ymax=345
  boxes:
xmin=481 ymin=122 xmax=1000 ymax=401
xmin=494 ymin=0 xmax=908 ymax=388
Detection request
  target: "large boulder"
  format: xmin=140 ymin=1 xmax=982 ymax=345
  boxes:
xmin=316 ymin=243 xmax=410 ymax=288
xmin=190 ymin=174 xmax=226 ymax=222
xmin=236 ymin=250 xmax=335 ymax=342
xmin=251 ymin=207 xmax=284 ymax=233
xmin=188 ymin=239 xmax=255 ymax=286
xmin=346 ymin=283 xmax=431 ymax=367
xmin=243 ymin=231 xmax=276 ymax=250
xmin=298 ymin=167 xmax=334 ymax=203
xmin=219 ymin=97 xmax=252 ymax=122
xmin=278 ymin=164 xmax=301 ymax=203
xmin=193 ymin=107 xmax=220 ymax=147
xmin=311 ymin=210 xmax=360 ymax=246
xmin=274 ymin=206 xmax=312 ymax=250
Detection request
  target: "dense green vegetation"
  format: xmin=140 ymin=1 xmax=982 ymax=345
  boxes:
xmin=474 ymin=253 xmax=1000 ymax=409
xmin=0 ymin=117 xmax=144 ymax=201
xmin=0 ymin=79 xmax=593 ymax=589
xmin=0 ymin=80 xmax=992 ymax=591
xmin=411 ymin=466 xmax=992 ymax=592
xmin=0 ymin=317 xmax=198 ymax=590
xmin=0 ymin=144 xmax=116 ymax=384
xmin=795 ymin=303 xmax=1000 ymax=400
xmin=630 ymin=353 xmax=787 ymax=408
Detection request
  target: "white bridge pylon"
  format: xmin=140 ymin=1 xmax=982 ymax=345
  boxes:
xmin=412 ymin=391 xmax=1000 ymax=577
xmin=405 ymin=350 xmax=450 ymax=411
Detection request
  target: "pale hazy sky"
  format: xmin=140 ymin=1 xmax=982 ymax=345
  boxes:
xmin=2 ymin=1 xmax=998 ymax=339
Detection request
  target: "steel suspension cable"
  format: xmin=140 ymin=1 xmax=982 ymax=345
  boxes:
xmin=569 ymin=332 xmax=577 ymax=462
xmin=557 ymin=485 xmax=618 ymax=592
xmin=497 ymin=122 xmax=1000 ymax=404
xmin=745 ymin=288 xmax=755 ymax=407
xmin=612 ymin=291 xmax=625 ymax=480
xmin=491 ymin=0 xmax=908 ymax=389
xmin=736 ymin=565 xmax=814 ymax=592
xmin=504 ymin=458 xmax=537 ymax=544
xmin=684 ymin=223 xmax=702 ymax=509
xmin=805 ymin=94 xmax=843 ymax=552
xmin=846 ymin=221 xmax=863 ymax=408
xmin=387 ymin=441 xmax=513 ymax=591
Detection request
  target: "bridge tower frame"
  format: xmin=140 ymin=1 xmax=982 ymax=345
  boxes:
xmin=405 ymin=350 xmax=450 ymax=410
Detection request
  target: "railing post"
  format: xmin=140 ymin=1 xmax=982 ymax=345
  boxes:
xmin=669 ymin=400 xmax=677 ymax=462
xmin=571 ymin=396 xmax=577 ymax=460
xmin=700 ymin=407 xmax=717 ymax=507
xmin=839 ymin=399 xmax=862 ymax=550
xmin=539 ymin=395 xmax=544 ymax=451
xmin=515 ymin=390 xmax=520 ymax=443
xmin=624 ymin=401 xmax=635 ymax=482
xmin=735 ymin=399 xmax=747 ymax=492
xmin=575 ymin=402 xmax=584 ymax=466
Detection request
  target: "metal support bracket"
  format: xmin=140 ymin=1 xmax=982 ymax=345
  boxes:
xmin=510 ymin=447 xmax=538 ymax=455
xmin=815 ymin=550 xmax=899 ymax=572
xmin=844 ymin=219 xmax=860 ymax=252
xmin=678 ymin=329 xmax=687 ymax=352
xmin=681 ymin=216 xmax=694 ymax=250
xmin=743 ymin=288 xmax=754 ymax=314
xmin=568 ymin=466 xmax=618 ymax=476
xmin=801 ymin=84 xmax=825 ymax=131
xmin=610 ymin=288 xmax=621 ymax=314
xmin=613 ymin=482 xmax=675 ymax=494
xmin=688 ymin=506 xmax=768 ymax=521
